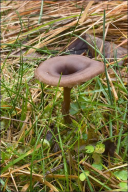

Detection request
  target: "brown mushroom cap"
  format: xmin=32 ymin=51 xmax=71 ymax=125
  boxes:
xmin=35 ymin=55 xmax=105 ymax=88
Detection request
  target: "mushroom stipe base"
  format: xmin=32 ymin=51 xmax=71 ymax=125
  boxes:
xmin=35 ymin=55 xmax=105 ymax=124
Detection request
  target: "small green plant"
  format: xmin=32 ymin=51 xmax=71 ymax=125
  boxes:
xmin=92 ymin=163 xmax=102 ymax=171
xmin=79 ymin=171 xmax=90 ymax=181
xmin=85 ymin=142 xmax=105 ymax=170
xmin=94 ymin=143 xmax=105 ymax=154
xmin=114 ymin=170 xmax=127 ymax=181
xmin=114 ymin=170 xmax=127 ymax=191
xmin=118 ymin=182 xmax=127 ymax=191
xmin=85 ymin=145 xmax=94 ymax=153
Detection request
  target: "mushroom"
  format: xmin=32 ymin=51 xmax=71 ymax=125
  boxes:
xmin=35 ymin=55 xmax=105 ymax=123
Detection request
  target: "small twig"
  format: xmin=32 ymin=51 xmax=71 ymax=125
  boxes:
xmin=1 ymin=116 xmax=29 ymax=124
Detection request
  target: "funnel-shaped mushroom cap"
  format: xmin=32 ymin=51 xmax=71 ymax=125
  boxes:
xmin=35 ymin=55 xmax=105 ymax=87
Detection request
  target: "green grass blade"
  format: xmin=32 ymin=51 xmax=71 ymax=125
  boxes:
xmin=103 ymin=10 xmax=113 ymax=105
xmin=38 ymin=0 xmax=44 ymax=24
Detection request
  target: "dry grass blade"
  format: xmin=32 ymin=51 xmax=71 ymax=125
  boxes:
xmin=10 ymin=171 xmax=18 ymax=192
xmin=107 ymin=71 xmax=118 ymax=100
xmin=21 ymin=183 xmax=30 ymax=192
xmin=26 ymin=20 xmax=78 ymax=55
xmin=79 ymin=1 xmax=94 ymax=24
xmin=81 ymin=161 xmax=117 ymax=185
xmin=18 ymin=170 xmax=59 ymax=192
xmin=103 ymin=163 xmax=128 ymax=173
xmin=0 ymin=150 xmax=62 ymax=178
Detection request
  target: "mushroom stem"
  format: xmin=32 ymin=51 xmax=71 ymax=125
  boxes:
xmin=62 ymin=87 xmax=72 ymax=123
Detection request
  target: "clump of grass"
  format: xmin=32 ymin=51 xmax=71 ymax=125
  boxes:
xmin=1 ymin=1 xmax=127 ymax=191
